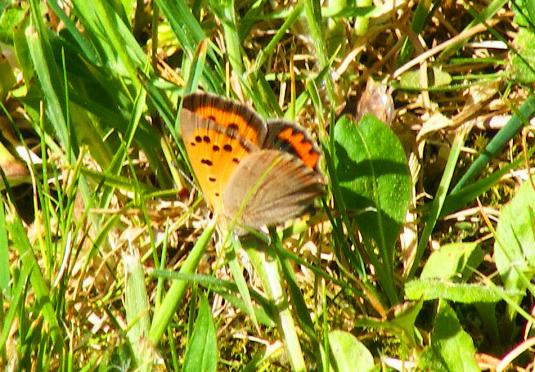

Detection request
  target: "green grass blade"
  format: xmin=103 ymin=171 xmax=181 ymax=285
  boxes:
xmin=0 ymin=201 xmax=8 ymax=293
xmin=27 ymin=1 xmax=72 ymax=155
xmin=149 ymin=220 xmax=215 ymax=345
xmin=151 ymin=269 xmax=276 ymax=326
xmin=254 ymin=3 xmax=303 ymax=71
xmin=8 ymin=201 xmax=63 ymax=346
xmin=155 ymin=0 xmax=224 ymax=90
xmin=47 ymin=0 xmax=99 ymax=63
xmin=304 ymin=0 xmax=335 ymax=101
xmin=155 ymin=0 xmax=205 ymax=52
xmin=273 ymin=233 xmax=324 ymax=366
xmin=397 ymin=0 xmax=440 ymax=65
xmin=124 ymin=250 xmax=153 ymax=369
xmin=0 ymin=231 xmax=32 ymax=356
xmin=226 ymin=234 xmax=259 ymax=328
xmin=442 ymin=144 xmax=535 ymax=216
xmin=182 ymin=38 xmax=210 ymax=97
xmin=439 ymin=0 xmax=509 ymax=59
xmin=211 ymin=0 xmax=244 ymax=78
xmin=451 ymin=94 xmax=535 ymax=193
xmin=244 ymin=238 xmax=306 ymax=372
xmin=407 ymin=127 xmax=467 ymax=278
xmin=90 ymin=0 xmax=147 ymax=82
xmin=354 ymin=0 xmax=373 ymax=36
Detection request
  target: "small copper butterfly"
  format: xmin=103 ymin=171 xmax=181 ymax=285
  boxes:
xmin=180 ymin=92 xmax=324 ymax=228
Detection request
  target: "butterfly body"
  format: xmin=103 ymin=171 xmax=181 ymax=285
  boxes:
xmin=180 ymin=92 xmax=324 ymax=228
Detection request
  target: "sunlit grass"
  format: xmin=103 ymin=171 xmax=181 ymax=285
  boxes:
xmin=1 ymin=0 xmax=534 ymax=370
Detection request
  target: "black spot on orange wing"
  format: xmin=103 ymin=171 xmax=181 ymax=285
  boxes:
xmin=201 ymin=159 xmax=213 ymax=166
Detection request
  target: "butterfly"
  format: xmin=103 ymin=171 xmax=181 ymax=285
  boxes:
xmin=180 ymin=92 xmax=324 ymax=229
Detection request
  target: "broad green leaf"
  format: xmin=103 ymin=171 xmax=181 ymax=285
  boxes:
xmin=327 ymin=330 xmax=374 ymax=372
xmin=512 ymin=0 xmax=535 ymax=27
xmin=355 ymin=301 xmax=423 ymax=348
xmin=510 ymin=28 xmax=535 ymax=83
xmin=333 ymin=114 xmax=411 ymax=296
xmin=405 ymin=278 xmax=517 ymax=303
xmin=183 ymin=295 xmax=218 ymax=372
xmin=399 ymin=67 xmax=452 ymax=89
xmin=528 ymin=0 xmax=535 ymax=24
xmin=419 ymin=301 xmax=478 ymax=372
xmin=333 ymin=114 xmax=411 ymax=250
xmin=386 ymin=300 xmax=423 ymax=347
xmin=493 ymin=177 xmax=535 ymax=316
xmin=421 ymin=242 xmax=484 ymax=281
xmin=0 ymin=4 xmax=26 ymax=43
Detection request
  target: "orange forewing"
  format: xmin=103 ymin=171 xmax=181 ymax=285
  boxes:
xmin=181 ymin=116 xmax=254 ymax=214
xmin=180 ymin=94 xmax=266 ymax=214
xmin=183 ymin=93 xmax=267 ymax=145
